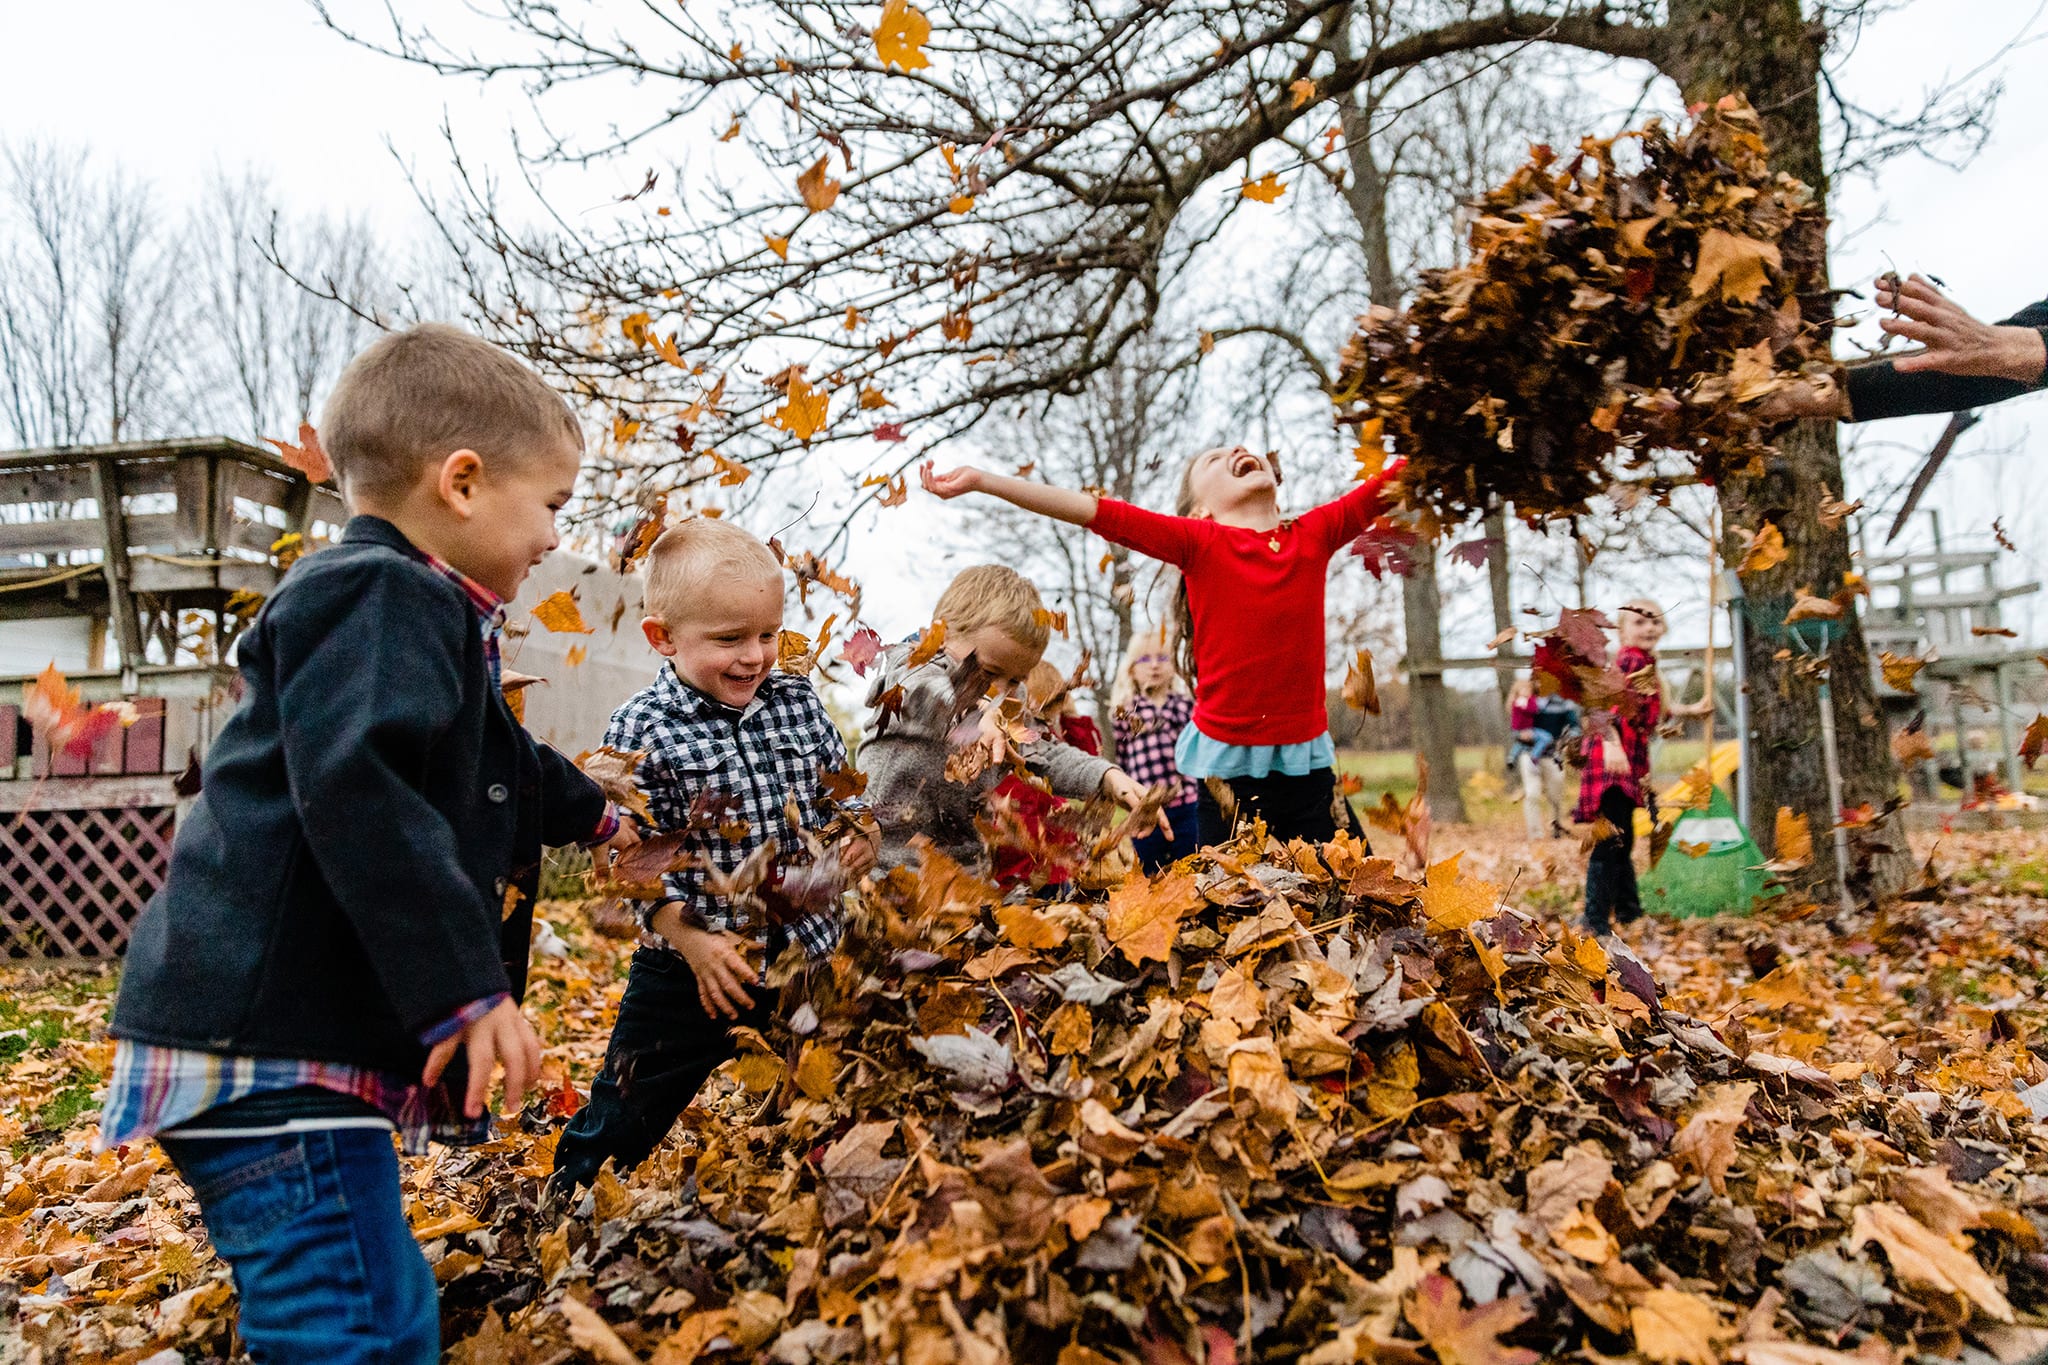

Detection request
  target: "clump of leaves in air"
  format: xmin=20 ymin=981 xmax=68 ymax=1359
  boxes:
xmin=1333 ymin=95 xmax=1835 ymax=521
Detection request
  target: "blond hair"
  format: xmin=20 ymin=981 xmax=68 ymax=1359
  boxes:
xmin=642 ymin=517 xmax=783 ymax=623
xmin=932 ymin=564 xmax=1050 ymax=652
xmin=321 ymin=323 xmax=582 ymax=503
xmin=1110 ymin=623 xmax=1184 ymax=709
xmin=1024 ymin=660 xmax=1069 ymax=714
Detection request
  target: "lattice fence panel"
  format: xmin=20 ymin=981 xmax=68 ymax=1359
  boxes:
xmin=0 ymin=805 xmax=173 ymax=957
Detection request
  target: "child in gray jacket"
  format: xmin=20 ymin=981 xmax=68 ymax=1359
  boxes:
xmin=860 ymin=564 xmax=1159 ymax=871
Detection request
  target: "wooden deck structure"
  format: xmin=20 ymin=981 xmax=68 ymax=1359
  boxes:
xmin=0 ymin=437 xmax=344 ymax=957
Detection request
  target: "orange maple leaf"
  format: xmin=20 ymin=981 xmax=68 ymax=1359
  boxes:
xmin=1105 ymin=870 xmax=1200 ymax=965
xmin=532 ymin=591 xmax=594 ymax=634
xmin=265 ymin=422 xmax=333 ymax=484
xmin=1240 ymin=172 xmax=1286 ymax=204
xmin=770 ymin=373 xmax=831 ymax=442
xmin=797 ymin=155 xmax=841 ymax=213
xmin=874 ymin=0 xmax=932 ymax=70
xmin=1404 ymin=1273 xmax=1538 ymax=1365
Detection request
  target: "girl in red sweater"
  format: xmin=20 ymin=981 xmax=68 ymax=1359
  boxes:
xmin=921 ymin=447 xmax=1402 ymax=846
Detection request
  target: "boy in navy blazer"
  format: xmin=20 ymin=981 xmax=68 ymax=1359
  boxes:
xmin=103 ymin=324 xmax=636 ymax=1363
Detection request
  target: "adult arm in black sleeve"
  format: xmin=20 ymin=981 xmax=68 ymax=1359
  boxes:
xmin=1843 ymin=281 xmax=2048 ymax=422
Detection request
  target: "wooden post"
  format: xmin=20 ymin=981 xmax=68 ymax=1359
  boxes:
xmin=1483 ymin=504 xmax=1514 ymax=716
xmin=1402 ymin=550 xmax=1468 ymax=824
xmin=89 ymin=456 xmax=144 ymax=693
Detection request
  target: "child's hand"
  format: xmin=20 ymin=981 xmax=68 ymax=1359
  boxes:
xmin=653 ymin=909 xmax=761 ymax=1020
xmin=591 ymin=821 xmax=642 ymax=885
xmin=422 ymin=998 xmax=542 ymax=1121
xmin=919 ymin=461 xmax=984 ymax=500
xmin=838 ymin=827 xmax=880 ymax=873
xmin=1102 ymin=767 xmax=1173 ymax=838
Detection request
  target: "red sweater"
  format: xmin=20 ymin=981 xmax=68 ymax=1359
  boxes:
xmin=1089 ymin=472 xmax=1395 ymax=747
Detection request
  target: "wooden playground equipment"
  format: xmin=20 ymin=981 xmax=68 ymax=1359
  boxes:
xmin=0 ymin=438 xmax=342 ymax=958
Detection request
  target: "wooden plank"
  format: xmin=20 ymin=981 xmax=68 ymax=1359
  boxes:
xmin=88 ymin=712 xmax=125 ymax=775
xmin=0 ymin=509 xmax=186 ymax=554
xmin=0 ymin=774 xmax=178 ymax=813
xmin=88 ymin=460 xmax=145 ymax=684
xmin=173 ymin=455 xmax=212 ymax=552
xmin=123 ymin=697 xmax=165 ymax=774
xmin=0 ymin=703 xmax=17 ymax=772
xmin=227 ymin=461 xmax=300 ymax=512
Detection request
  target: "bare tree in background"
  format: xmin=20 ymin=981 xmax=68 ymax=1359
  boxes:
xmin=960 ymin=339 xmax=1192 ymax=746
xmin=0 ymin=143 xmax=192 ymax=446
xmin=193 ymin=171 xmax=385 ymax=442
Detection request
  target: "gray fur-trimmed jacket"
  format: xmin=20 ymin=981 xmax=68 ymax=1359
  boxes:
xmin=858 ymin=639 xmax=1113 ymax=871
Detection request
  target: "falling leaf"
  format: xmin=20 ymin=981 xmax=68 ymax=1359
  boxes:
xmin=797 ymin=155 xmax=841 ymax=213
xmin=1971 ymin=625 xmax=2018 ymax=639
xmin=906 ymin=620 xmax=948 ymax=668
xmin=532 ymin=591 xmax=595 ymax=634
xmin=2022 ymin=714 xmax=2048 ymax=768
xmin=1772 ymin=807 xmax=1812 ymax=869
xmin=264 ymin=421 xmax=333 ymax=484
xmin=875 ymin=423 xmax=907 ymax=442
xmin=565 ymin=645 xmax=587 ymax=667
xmin=1105 ymin=870 xmax=1200 ymax=965
xmin=1879 ymin=652 xmax=1927 ymax=692
xmin=1403 ymin=1274 xmax=1539 ymax=1365
xmin=1690 ymin=229 xmax=1781 ymax=306
xmin=706 ymin=450 xmax=752 ymax=486
xmin=1240 ymin=172 xmax=1286 ymax=204
xmin=770 ymin=373 xmax=831 ymax=442
xmin=1783 ymin=587 xmax=1842 ymax=624
xmin=1737 ymin=522 xmax=1787 ymax=575
xmin=840 ymin=626 xmax=885 ymax=676
xmin=22 ymin=664 xmax=128 ymax=760
xmin=1288 ymin=77 xmax=1317 ymax=108
xmin=1342 ymin=650 xmax=1380 ymax=714
xmin=873 ymin=0 xmax=932 ymax=70
xmin=1816 ymin=486 xmax=1862 ymax=529
xmin=719 ymin=115 xmax=743 ymax=142
xmin=765 ymin=235 xmax=790 ymax=259
xmin=949 ymin=194 xmax=976 ymax=214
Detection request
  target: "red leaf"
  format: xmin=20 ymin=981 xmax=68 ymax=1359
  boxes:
xmin=1555 ymin=607 xmax=1612 ymax=665
xmin=840 ymin=626 xmax=885 ymax=677
xmin=1449 ymin=536 xmax=1498 ymax=569
xmin=1348 ymin=523 xmax=1419 ymax=579
xmin=874 ymin=422 xmax=907 ymax=443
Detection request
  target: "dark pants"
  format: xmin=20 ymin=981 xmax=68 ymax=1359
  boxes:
xmin=1131 ymin=799 xmax=1201 ymax=872
xmin=160 ymin=1127 xmax=438 ymax=1365
xmin=1583 ymin=785 xmax=1644 ymax=935
xmin=1195 ymin=767 xmax=1363 ymax=846
xmin=552 ymin=946 xmax=773 ymax=1189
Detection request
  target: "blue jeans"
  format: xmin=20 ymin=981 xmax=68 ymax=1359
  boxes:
xmin=159 ymin=1127 xmax=438 ymax=1364
xmin=1131 ymin=799 xmax=1201 ymax=872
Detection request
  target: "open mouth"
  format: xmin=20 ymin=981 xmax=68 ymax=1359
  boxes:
xmin=1230 ymin=451 xmax=1263 ymax=479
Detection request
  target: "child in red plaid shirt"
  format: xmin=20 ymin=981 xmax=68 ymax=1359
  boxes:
xmin=1110 ymin=627 xmax=1198 ymax=870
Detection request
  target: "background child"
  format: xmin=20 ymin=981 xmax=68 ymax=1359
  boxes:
xmin=1574 ymin=598 xmax=1669 ymax=937
xmin=1111 ymin=626 xmax=1198 ymax=870
xmin=101 ymin=324 xmax=634 ymax=1363
xmin=1506 ymin=673 xmax=1580 ymax=841
xmin=550 ymin=518 xmax=875 ymax=1194
xmin=920 ymin=448 xmax=1402 ymax=845
xmin=859 ymin=563 xmax=1156 ymax=871
xmin=989 ymin=660 xmax=1102 ymax=891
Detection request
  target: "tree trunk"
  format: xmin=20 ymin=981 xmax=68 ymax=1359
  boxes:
xmin=1659 ymin=0 xmax=1910 ymax=896
xmin=1339 ymin=81 xmax=1469 ymax=823
xmin=1484 ymin=504 xmax=1514 ymax=717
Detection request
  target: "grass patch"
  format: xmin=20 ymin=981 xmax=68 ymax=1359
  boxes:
xmin=33 ymin=1080 xmax=100 ymax=1135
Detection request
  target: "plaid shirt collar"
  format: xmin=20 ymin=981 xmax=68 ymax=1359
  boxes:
xmin=649 ymin=658 xmax=791 ymax=724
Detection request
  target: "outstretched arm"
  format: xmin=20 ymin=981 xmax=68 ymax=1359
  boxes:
xmin=920 ymin=462 xmax=1099 ymax=526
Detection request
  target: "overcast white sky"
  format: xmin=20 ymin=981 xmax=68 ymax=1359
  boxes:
xmin=2 ymin=0 xmax=2043 ymax=656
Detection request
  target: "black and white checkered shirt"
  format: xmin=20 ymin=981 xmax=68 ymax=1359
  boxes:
xmin=607 ymin=664 xmax=857 ymax=957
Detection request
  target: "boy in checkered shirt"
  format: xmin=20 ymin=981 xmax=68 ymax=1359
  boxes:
xmin=550 ymin=518 xmax=876 ymax=1194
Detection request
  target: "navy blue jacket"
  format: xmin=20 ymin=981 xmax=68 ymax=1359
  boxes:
xmin=111 ymin=517 xmax=606 ymax=1075
xmin=1845 ymin=297 xmax=2048 ymax=421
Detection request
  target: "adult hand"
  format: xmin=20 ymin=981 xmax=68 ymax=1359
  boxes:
xmin=421 ymin=997 xmax=542 ymax=1120
xmin=918 ymin=461 xmax=985 ymax=499
xmin=1878 ymin=274 xmax=2048 ymax=381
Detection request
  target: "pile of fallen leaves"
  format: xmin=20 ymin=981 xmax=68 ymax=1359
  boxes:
xmin=1333 ymin=95 xmax=1836 ymax=522
xmin=14 ymin=826 xmax=2048 ymax=1365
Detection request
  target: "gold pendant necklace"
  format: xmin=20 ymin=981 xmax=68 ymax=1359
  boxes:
xmin=1268 ymin=533 xmax=1283 ymax=552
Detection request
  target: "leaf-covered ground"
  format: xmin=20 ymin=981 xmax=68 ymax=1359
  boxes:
xmin=8 ymin=824 xmax=2048 ymax=1365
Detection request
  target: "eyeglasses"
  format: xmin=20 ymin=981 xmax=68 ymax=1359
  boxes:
xmin=1134 ymin=654 xmax=1167 ymax=666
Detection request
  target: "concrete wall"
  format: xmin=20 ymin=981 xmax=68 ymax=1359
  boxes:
xmin=506 ymin=550 xmax=661 ymax=757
